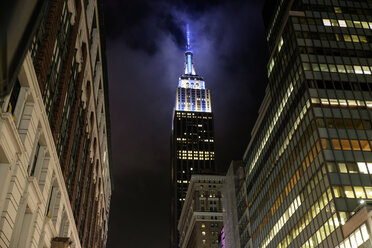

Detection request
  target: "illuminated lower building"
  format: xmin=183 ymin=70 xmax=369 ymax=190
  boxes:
xmin=0 ymin=0 xmax=112 ymax=247
xmin=171 ymin=26 xmax=217 ymax=247
xmin=238 ymin=0 xmax=372 ymax=247
xmin=178 ymin=175 xmax=224 ymax=248
xmin=334 ymin=201 xmax=371 ymax=248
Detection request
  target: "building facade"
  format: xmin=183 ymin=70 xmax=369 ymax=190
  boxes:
xmin=178 ymin=175 xmax=224 ymax=248
xmin=221 ymin=161 xmax=244 ymax=248
xmin=335 ymin=201 xmax=372 ymax=248
xmin=0 ymin=0 xmax=112 ymax=247
xmin=239 ymin=0 xmax=372 ymax=247
xmin=171 ymin=26 xmax=217 ymax=247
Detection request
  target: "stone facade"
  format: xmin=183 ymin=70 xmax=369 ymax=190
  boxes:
xmin=178 ymin=175 xmax=224 ymax=248
xmin=0 ymin=0 xmax=112 ymax=247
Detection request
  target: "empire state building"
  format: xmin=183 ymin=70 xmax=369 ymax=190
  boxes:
xmin=170 ymin=26 xmax=217 ymax=247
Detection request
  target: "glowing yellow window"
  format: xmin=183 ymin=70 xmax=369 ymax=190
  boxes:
xmin=360 ymin=36 xmax=368 ymax=43
xmin=344 ymin=186 xmax=355 ymax=198
xmin=323 ymin=19 xmax=331 ymax=26
xmin=347 ymin=100 xmax=357 ymax=107
xmin=332 ymin=139 xmax=341 ymax=150
xmin=343 ymin=34 xmax=352 ymax=42
xmin=357 ymin=162 xmax=368 ymax=174
xmin=333 ymin=186 xmax=344 ymax=198
xmin=334 ymin=7 xmax=342 ymax=13
xmin=346 ymin=65 xmax=354 ymax=73
xmin=353 ymin=65 xmax=363 ymax=74
xmin=362 ymin=22 xmax=369 ymax=29
xmin=337 ymin=65 xmax=346 ymax=73
xmin=354 ymin=186 xmax=366 ymax=198
xmin=320 ymin=64 xmax=329 ymax=72
xmin=354 ymin=21 xmax=362 ymax=28
xmin=360 ymin=140 xmax=371 ymax=151
xmin=328 ymin=219 xmax=335 ymax=233
xmin=340 ymin=139 xmax=352 ymax=150
xmin=362 ymin=66 xmax=371 ymax=74
xmin=350 ymin=140 xmax=361 ymax=150
xmin=368 ymin=163 xmax=372 ymax=174
xmin=338 ymin=163 xmax=347 ymax=173
xmin=352 ymin=35 xmax=360 ymax=43
xmin=366 ymin=187 xmax=372 ymax=199
xmin=321 ymin=98 xmax=329 ymax=105
xmin=338 ymin=20 xmax=347 ymax=27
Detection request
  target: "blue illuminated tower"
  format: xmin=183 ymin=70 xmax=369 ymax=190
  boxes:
xmin=170 ymin=25 xmax=216 ymax=247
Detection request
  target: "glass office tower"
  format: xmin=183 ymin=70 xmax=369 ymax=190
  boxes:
xmin=241 ymin=0 xmax=372 ymax=247
xmin=170 ymin=26 xmax=217 ymax=247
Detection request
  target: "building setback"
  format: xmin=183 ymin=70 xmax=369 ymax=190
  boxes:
xmin=0 ymin=0 xmax=112 ymax=247
xmin=171 ymin=26 xmax=217 ymax=247
xmin=178 ymin=174 xmax=224 ymax=248
xmin=238 ymin=0 xmax=372 ymax=247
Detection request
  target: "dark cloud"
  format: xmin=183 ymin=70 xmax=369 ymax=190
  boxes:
xmin=105 ymin=0 xmax=267 ymax=247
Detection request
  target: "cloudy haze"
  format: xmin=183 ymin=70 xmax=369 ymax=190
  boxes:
xmin=105 ymin=0 xmax=268 ymax=247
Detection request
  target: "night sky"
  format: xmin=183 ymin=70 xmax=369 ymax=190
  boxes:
xmin=104 ymin=0 xmax=268 ymax=247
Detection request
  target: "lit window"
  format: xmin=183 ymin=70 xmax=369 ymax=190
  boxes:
xmin=278 ymin=36 xmax=283 ymax=52
xmin=340 ymin=212 xmax=347 ymax=225
xmin=357 ymin=162 xmax=368 ymax=174
xmin=361 ymin=224 xmax=369 ymax=241
xmin=341 ymin=139 xmax=352 ymax=150
xmin=202 ymin=231 xmax=206 ymax=235
xmin=367 ymin=163 xmax=372 ymax=174
xmin=339 ymin=163 xmax=347 ymax=173
xmin=360 ymin=140 xmax=371 ymax=151
xmin=354 ymin=186 xmax=366 ymax=198
xmin=362 ymin=22 xmax=369 ymax=29
xmin=346 ymin=65 xmax=354 ymax=73
xmin=344 ymin=186 xmax=355 ymax=198
xmin=337 ymin=65 xmax=346 ymax=73
xmin=354 ymin=66 xmax=363 ymax=74
xmin=323 ymin=19 xmax=331 ymax=26
xmin=332 ymin=139 xmax=341 ymax=150
xmin=350 ymin=140 xmax=361 ymax=150
xmin=343 ymin=34 xmax=352 ymax=42
xmin=354 ymin=21 xmax=362 ymax=28
xmin=312 ymin=63 xmax=320 ymax=71
xmin=338 ymin=20 xmax=347 ymax=27
xmin=320 ymin=64 xmax=329 ymax=72
xmin=334 ymin=7 xmax=342 ymax=13
xmin=362 ymin=66 xmax=371 ymax=74
xmin=360 ymin=36 xmax=368 ymax=43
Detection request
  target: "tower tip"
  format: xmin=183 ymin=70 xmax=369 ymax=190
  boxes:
xmin=186 ymin=24 xmax=191 ymax=51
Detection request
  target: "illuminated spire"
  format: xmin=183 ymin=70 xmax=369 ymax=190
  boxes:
xmin=184 ymin=24 xmax=196 ymax=75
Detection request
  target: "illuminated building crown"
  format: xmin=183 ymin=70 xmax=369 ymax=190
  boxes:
xmin=175 ymin=25 xmax=212 ymax=113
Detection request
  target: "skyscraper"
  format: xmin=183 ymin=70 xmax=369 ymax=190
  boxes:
xmin=171 ymin=26 xmax=216 ymax=247
xmin=237 ymin=0 xmax=372 ymax=247
xmin=0 ymin=0 xmax=112 ymax=247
